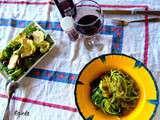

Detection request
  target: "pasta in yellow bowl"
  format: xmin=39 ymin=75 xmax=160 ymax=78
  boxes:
xmin=75 ymin=54 xmax=159 ymax=120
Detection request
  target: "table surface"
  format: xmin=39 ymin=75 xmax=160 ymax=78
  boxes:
xmin=0 ymin=0 xmax=159 ymax=120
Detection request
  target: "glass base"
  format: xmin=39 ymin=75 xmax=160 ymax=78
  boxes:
xmin=83 ymin=35 xmax=104 ymax=51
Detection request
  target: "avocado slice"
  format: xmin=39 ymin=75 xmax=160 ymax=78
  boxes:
xmin=32 ymin=30 xmax=44 ymax=43
xmin=39 ymin=41 xmax=50 ymax=53
xmin=20 ymin=39 xmax=36 ymax=58
xmin=8 ymin=54 xmax=19 ymax=69
xmin=10 ymin=32 xmax=26 ymax=44
xmin=0 ymin=51 xmax=3 ymax=60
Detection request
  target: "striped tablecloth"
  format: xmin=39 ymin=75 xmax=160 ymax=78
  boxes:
xmin=0 ymin=0 xmax=159 ymax=120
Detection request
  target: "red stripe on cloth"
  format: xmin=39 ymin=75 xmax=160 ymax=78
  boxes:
xmin=100 ymin=4 xmax=149 ymax=65
xmin=0 ymin=93 xmax=78 ymax=112
xmin=0 ymin=1 xmax=54 ymax=5
xmin=144 ymin=7 xmax=149 ymax=65
xmin=0 ymin=93 xmax=7 ymax=98
xmin=0 ymin=1 xmax=146 ymax=8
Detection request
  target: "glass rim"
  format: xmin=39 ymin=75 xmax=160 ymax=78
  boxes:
xmin=73 ymin=0 xmax=103 ymax=27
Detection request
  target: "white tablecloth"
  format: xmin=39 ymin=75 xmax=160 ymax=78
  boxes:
xmin=0 ymin=0 xmax=159 ymax=120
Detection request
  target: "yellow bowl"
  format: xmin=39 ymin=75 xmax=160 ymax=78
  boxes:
xmin=75 ymin=54 xmax=159 ymax=120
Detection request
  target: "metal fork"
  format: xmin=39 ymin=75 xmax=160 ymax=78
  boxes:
xmin=112 ymin=17 xmax=160 ymax=26
xmin=3 ymin=81 xmax=19 ymax=120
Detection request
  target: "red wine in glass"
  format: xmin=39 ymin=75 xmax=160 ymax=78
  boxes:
xmin=73 ymin=0 xmax=104 ymax=51
xmin=75 ymin=15 xmax=102 ymax=36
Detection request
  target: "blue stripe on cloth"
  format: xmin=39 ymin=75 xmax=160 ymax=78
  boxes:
xmin=0 ymin=19 xmax=123 ymax=33
xmin=0 ymin=18 xmax=123 ymax=53
xmin=110 ymin=27 xmax=124 ymax=53
xmin=0 ymin=18 xmax=124 ymax=84
xmin=100 ymin=26 xmax=124 ymax=53
xmin=27 ymin=68 xmax=78 ymax=84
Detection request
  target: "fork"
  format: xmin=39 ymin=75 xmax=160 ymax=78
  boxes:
xmin=112 ymin=17 xmax=160 ymax=26
xmin=3 ymin=81 xmax=19 ymax=120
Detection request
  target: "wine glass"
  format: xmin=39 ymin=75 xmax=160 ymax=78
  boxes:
xmin=73 ymin=0 xmax=104 ymax=51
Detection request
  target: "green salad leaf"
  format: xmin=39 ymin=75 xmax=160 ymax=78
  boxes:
xmin=8 ymin=68 xmax=24 ymax=81
xmin=23 ymin=24 xmax=39 ymax=36
xmin=2 ymin=43 xmax=21 ymax=59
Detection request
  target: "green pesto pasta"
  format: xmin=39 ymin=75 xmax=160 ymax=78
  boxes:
xmin=91 ymin=70 xmax=139 ymax=116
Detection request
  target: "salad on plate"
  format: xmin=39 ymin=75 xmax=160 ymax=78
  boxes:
xmin=0 ymin=22 xmax=55 ymax=81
